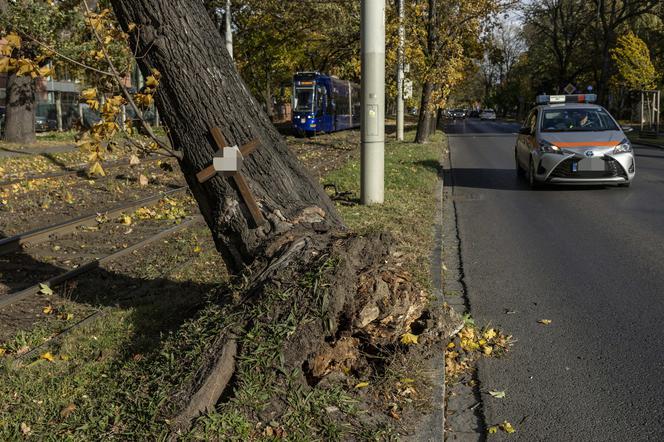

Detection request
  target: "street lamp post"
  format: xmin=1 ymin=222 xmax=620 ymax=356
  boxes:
xmin=396 ymin=0 xmax=405 ymax=141
xmin=360 ymin=0 xmax=385 ymax=205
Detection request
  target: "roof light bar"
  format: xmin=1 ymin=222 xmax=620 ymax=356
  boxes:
xmin=536 ymin=94 xmax=597 ymax=105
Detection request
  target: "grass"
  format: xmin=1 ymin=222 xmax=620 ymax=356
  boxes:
xmin=325 ymin=130 xmax=442 ymax=287
xmin=0 ymin=129 xmax=443 ymax=440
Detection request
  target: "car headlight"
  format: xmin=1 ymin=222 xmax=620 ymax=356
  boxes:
xmin=613 ymin=139 xmax=632 ymax=154
xmin=538 ymin=140 xmax=561 ymax=154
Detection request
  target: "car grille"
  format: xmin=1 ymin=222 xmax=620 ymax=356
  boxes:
xmin=549 ymin=157 xmax=627 ymax=179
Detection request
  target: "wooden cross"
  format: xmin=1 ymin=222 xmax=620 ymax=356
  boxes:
xmin=196 ymin=127 xmax=265 ymax=227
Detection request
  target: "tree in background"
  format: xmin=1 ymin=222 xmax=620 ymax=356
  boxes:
xmin=611 ymin=31 xmax=657 ymax=91
xmin=0 ymin=0 xmax=63 ymax=143
xmin=411 ymin=0 xmax=508 ymax=143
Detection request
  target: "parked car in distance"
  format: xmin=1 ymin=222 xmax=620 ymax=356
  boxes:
xmin=480 ymin=109 xmax=496 ymax=120
xmin=35 ymin=115 xmax=57 ymax=132
xmin=451 ymin=109 xmax=467 ymax=119
xmin=469 ymin=109 xmax=480 ymax=118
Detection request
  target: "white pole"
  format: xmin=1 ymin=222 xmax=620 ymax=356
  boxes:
xmin=225 ymin=0 xmax=233 ymax=60
xmin=360 ymin=0 xmax=385 ymax=205
xmin=396 ymin=0 xmax=405 ymax=141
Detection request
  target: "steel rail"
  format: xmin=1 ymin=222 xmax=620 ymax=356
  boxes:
xmin=0 ymin=186 xmax=188 ymax=256
xmin=0 ymin=215 xmax=203 ymax=309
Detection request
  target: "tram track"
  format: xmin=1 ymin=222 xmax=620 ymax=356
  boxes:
xmin=0 ymin=215 xmax=203 ymax=310
xmin=0 ymin=186 xmax=188 ymax=256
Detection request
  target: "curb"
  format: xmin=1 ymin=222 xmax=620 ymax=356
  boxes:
xmin=409 ymin=134 xmax=447 ymax=442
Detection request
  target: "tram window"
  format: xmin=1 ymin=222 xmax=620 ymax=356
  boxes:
xmin=294 ymin=88 xmax=314 ymax=112
xmin=316 ymin=86 xmax=325 ymax=116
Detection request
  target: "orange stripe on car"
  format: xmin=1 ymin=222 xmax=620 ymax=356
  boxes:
xmin=555 ymin=141 xmax=617 ymax=147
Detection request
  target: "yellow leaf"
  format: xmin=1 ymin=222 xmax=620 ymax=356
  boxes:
xmin=0 ymin=57 xmax=10 ymax=73
xmin=487 ymin=426 xmax=498 ymax=434
xmin=41 ymin=352 xmax=55 ymax=362
xmin=89 ymin=161 xmax=105 ymax=176
xmin=138 ymin=174 xmax=149 ymax=187
xmin=145 ymin=75 xmax=159 ymax=88
xmin=5 ymin=33 xmax=21 ymax=49
xmin=38 ymin=65 xmax=53 ymax=78
xmin=537 ymin=319 xmax=552 ymax=325
xmin=129 ymin=154 xmax=140 ymax=166
xmin=0 ymin=348 xmax=6 ymax=357
xmin=354 ymin=381 xmax=370 ymax=389
xmin=20 ymin=422 xmax=31 ymax=436
xmin=16 ymin=58 xmax=35 ymax=76
xmin=447 ymin=342 xmax=455 ymax=349
xmin=483 ymin=328 xmax=497 ymax=340
xmin=121 ymin=214 xmax=132 ymax=225
xmin=81 ymin=88 xmax=97 ymax=101
xmin=500 ymin=421 xmax=515 ymax=433
xmin=400 ymin=333 xmax=419 ymax=345
xmin=127 ymin=22 xmax=137 ymax=31
xmin=193 ymin=245 xmax=202 ymax=253
xmin=481 ymin=345 xmax=493 ymax=355
xmin=65 ymin=313 xmax=74 ymax=321
xmin=39 ymin=283 xmax=53 ymax=296
xmin=400 ymin=378 xmax=415 ymax=384
xmin=43 ymin=305 xmax=53 ymax=315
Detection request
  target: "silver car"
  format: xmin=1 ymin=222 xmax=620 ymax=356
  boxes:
xmin=515 ymin=95 xmax=635 ymax=187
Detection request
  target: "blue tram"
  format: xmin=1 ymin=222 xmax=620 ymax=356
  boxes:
xmin=292 ymin=72 xmax=360 ymax=136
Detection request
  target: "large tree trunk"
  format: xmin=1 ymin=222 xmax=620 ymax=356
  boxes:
xmin=3 ymin=73 xmax=36 ymax=143
xmin=110 ymin=0 xmax=343 ymax=273
xmin=415 ymin=81 xmax=435 ymax=143
xmin=107 ymin=1 xmax=454 ymax=436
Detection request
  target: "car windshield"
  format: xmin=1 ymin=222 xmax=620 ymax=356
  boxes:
xmin=294 ymin=87 xmax=314 ymax=112
xmin=541 ymin=108 xmax=619 ymax=132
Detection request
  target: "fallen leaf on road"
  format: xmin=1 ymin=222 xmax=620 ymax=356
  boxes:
xmin=500 ymin=421 xmax=516 ymax=433
xmin=354 ymin=381 xmax=369 ymax=389
xmin=42 ymin=305 xmax=53 ymax=315
xmin=489 ymin=390 xmax=506 ymax=399
xmin=487 ymin=426 xmax=498 ymax=434
xmin=129 ymin=154 xmax=140 ymax=165
xmin=537 ymin=319 xmax=552 ymax=325
xmin=138 ymin=174 xmax=149 ymax=186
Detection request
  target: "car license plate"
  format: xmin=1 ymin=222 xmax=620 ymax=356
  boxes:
xmin=578 ymin=159 xmax=605 ymax=171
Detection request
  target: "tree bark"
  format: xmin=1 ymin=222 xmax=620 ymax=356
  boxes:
xmin=415 ymin=81 xmax=434 ymax=143
xmin=3 ymin=73 xmax=36 ymax=143
xmin=109 ymin=0 xmax=344 ymax=273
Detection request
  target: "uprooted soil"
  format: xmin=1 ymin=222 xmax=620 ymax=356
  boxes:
xmin=163 ymin=227 xmax=463 ymax=439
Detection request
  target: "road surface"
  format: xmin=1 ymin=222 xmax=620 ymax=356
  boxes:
xmin=444 ymin=118 xmax=664 ymax=441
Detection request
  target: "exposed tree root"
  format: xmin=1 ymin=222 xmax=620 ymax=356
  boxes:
xmin=166 ymin=228 xmax=462 ymax=437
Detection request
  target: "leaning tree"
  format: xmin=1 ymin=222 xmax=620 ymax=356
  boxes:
xmin=106 ymin=0 xmax=436 ymax=434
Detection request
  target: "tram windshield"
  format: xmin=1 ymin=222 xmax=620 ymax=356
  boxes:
xmin=294 ymin=87 xmax=314 ymax=112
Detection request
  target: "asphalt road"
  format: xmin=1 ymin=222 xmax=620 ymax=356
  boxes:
xmin=444 ymin=118 xmax=664 ymax=441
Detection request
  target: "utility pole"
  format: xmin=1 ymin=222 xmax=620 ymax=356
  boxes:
xmin=396 ymin=0 xmax=405 ymax=141
xmin=360 ymin=0 xmax=385 ymax=205
xmin=225 ymin=0 xmax=233 ymax=59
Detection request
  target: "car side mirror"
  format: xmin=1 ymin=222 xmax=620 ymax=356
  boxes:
xmin=518 ymin=127 xmax=531 ymax=135
xmin=621 ymin=126 xmax=634 ymax=133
